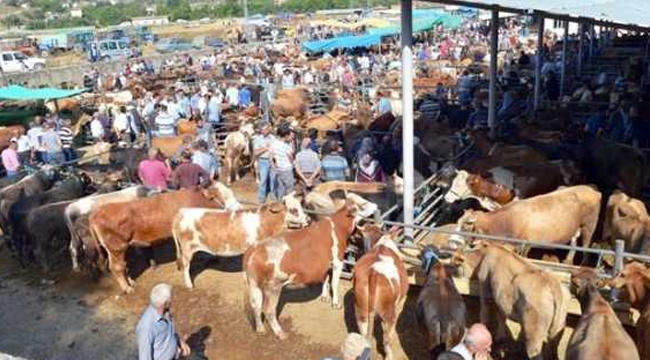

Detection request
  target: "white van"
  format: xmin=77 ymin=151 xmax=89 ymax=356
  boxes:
xmin=0 ymin=51 xmax=46 ymax=73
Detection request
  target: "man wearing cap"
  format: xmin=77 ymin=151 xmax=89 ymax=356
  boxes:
xmin=2 ymin=139 xmax=20 ymax=178
xmin=136 ymin=283 xmax=190 ymax=360
xmin=252 ymin=122 xmax=275 ymax=204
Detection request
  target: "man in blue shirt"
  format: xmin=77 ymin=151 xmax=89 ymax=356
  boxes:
xmin=321 ymin=141 xmax=350 ymax=181
xmin=136 ymin=283 xmax=190 ymax=360
xmin=239 ymin=86 xmax=252 ymax=109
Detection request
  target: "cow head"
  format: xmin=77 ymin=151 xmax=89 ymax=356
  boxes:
xmin=443 ymin=169 xmax=470 ymax=203
xmin=609 ymin=262 xmax=650 ymax=309
xmin=345 ymin=193 xmax=378 ymax=224
xmin=282 ymin=193 xmax=310 ymax=229
xmin=354 ymin=221 xmax=384 ymax=252
xmin=457 ymin=209 xmax=479 ymax=233
xmin=204 ymin=182 xmax=241 ymax=211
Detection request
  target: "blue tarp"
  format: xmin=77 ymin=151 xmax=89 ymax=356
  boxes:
xmin=0 ymin=85 xmax=88 ymax=101
xmin=302 ymin=11 xmax=463 ymax=53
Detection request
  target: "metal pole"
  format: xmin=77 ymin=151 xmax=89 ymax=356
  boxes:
xmin=560 ymin=20 xmax=569 ymax=97
xmin=488 ymin=7 xmax=498 ymax=132
xmin=534 ymin=14 xmax=544 ymax=110
xmin=401 ymin=0 xmax=414 ymax=244
xmin=578 ymin=23 xmax=583 ymax=77
xmin=243 ymin=0 xmax=249 ymax=19
xmin=614 ymin=239 xmax=625 ymax=275
xmin=589 ymin=24 xmax=595 ymax=59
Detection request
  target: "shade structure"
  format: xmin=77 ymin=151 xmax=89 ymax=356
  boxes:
xmin=0 ymin=85 xmax=88 ymax=101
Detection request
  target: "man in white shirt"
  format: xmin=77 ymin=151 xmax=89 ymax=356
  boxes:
xmin=90 ymin=115 xmax=105 ymax=141
xmin=225 ymin=85 xmax=239 ymax=109
xmin=444 ymin=323 xmax=492 ymax=360
xmin=271 ymin=126 xmax=294 ymax=199
xmin=113 ymin=106 xmax=130 ymax=142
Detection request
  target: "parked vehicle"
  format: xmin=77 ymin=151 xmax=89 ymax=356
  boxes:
xmin=35 ymin=28 xmax=94 ymax=56
xmin=155 ymin=38 xmax=198 ymax=53
xmin=205 ymin=37 xmax=226 ymax=48
xmin=0 ymin=51 xmax=46 ymax=73
xmin=88 ymin=40 xmax=133 ymax=62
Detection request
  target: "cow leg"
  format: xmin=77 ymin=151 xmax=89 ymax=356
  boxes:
xmin=382 ymin=317 xmax=398 ymax=360
xmin=320 ymin=272 xmax=331 ymax=302
xmin=331 ymin=259 xmax=344 ymax=309
xmin=234 ymin=157 xmax=240 ymax=182
xmin=263 ymin=284 xmax=287 ymax=340
xmin=225 ymin=157 xmax=233 ymax=184
xmin=495 ymin=308 xmax=508 ymax=342
xmin=182 ymin=251 xmax=194 ymax=289
xmin=107 ymin=250 xmax=134 ymax=293
xmin=563 ymin=230 xmax=580 ymax=265
xmin=247 ymin=278 xmax=265 ymax=334
xmin=522 ymin=310 xmax=546 ymax=360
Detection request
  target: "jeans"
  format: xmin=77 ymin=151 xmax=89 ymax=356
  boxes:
xmin=257 ymin=158 xmax=275 ymax=204
xmin=44 ymin=151 xmax=64 ymax=165
xmin=274 ymin=169 xmax=295 ymax=200
xmin=62 ymin=148 xmax=77 ymax=163
xmin=6 ymin=170 xmax=17 ymax=178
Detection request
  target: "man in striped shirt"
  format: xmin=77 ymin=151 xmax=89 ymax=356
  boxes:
xmin=321 ymin=141 xmax=349 ymax=182
xmin=58 ymin=118 xmax=76 ymax=162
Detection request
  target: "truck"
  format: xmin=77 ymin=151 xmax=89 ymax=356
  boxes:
xmin=0 ymin=51 xmax=46 ymax=73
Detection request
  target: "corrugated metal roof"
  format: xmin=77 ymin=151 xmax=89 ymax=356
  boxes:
xmin=430 ymin=0 xmax=650 ymax=29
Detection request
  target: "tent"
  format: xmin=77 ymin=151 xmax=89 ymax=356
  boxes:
xmin=0 ymin=85 xmax=88 ymax=101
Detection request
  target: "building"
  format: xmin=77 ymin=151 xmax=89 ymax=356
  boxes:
xmin=130 ymin=16 xmax=169 ymax=27
xmin=70 ymin=8 xmax=83 ymax=18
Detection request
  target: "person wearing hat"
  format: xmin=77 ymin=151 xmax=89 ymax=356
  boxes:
xmin=2 ymin=138 xmax=20 ymax=178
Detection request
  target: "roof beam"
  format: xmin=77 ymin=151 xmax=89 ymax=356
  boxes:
xmin=424 ymin=0 xmax=650 ymax=32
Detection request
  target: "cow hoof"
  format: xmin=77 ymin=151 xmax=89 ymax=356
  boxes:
xmin=127 ymin=277 xmax=135 ymax=286
xmin=275 ymin=331 xmax=288 ymax=340
xmin=255 ymin=326 xmax=266 ymax=335
xmin=320 ymin=295 xmax=330 ymax=303
xmin=332 ymin=302 xmax=342 ymax=310
xmin=124 ymin=286 xmax=135 ymax=294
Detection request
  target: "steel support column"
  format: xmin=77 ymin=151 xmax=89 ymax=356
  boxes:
xmin=578 ymin=23 xmax=584 ymax=76
xmin=488 ymin=7 xmax=498 ymax=131
xmin=401 ymin=0 xmax=414 ymax=243
xmin=560 ymin=20 xmax=569 ymax=97
xmin=534 ymin=14 xmax=544 ymax=109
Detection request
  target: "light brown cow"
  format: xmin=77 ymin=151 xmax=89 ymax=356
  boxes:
xmin=603 ymin=191 xmax=650 ymax=254
xmin=88 ymin=184 xmax=235 ymax=293
xmin=152 ymin=135 xmax=194 ymax=158
xmin=353 ymin=228 xmax=408 ymax=360
xmin=609 ymin=262 xmax=650 ymax=359
xmin=271 ymin=88 xmax=308 ymax=119
xmin=177 ymin=119 xmax=197 ymax=136
xmin=458 ymin=185 xmax=601 ymax=264
xmin=244 ymin=194 xmax=377 ymax=339
xmin=0 ymin=125 xmax=25 ymax=150
xmin=301 ymin=109 xmax=350 ymax=137
xmin=566 ymin=267 xmax=640 ymax=360
xmin=455 ymin=243 xmax=569 ymax=360
xmin=223 ymin=123 xmax=254 ymax=184
xmin=172 ymin=195 xmax=310 ymax=289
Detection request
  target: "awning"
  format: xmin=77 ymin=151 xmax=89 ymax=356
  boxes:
xmin=0 ymin=85 xmax=89 ymax=101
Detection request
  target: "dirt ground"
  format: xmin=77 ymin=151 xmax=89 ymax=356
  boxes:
xmin=0 ymin=174 xmax=583 ymax=360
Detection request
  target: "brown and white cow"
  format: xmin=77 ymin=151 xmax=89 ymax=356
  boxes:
xmin=353 ymin=228 xmax=408 ymax=360
xmin=609 ymin=262 xmax=650 ymax=359
xmin=88 ymin=183 xmax=235 ymax=293
xmin=458 ymin=185 xmax=601 ymax=264
xmin=454 ymin=242 xmax=569 ymax=360
xmin=566 ymin=267 xmax=640 ymax=360
xmin=603 ymin=191 xmax=650 ymax=255
xmin=172 ymin=195 xmax=309 ymax=289
xmin=244 ymin=194 xmax=377 ymax=339
xmin=66 ymin=185 xmax=151 ymax=272
xmin=223 ymin=122 xmax=255 ymax=184
xmin=443 ymin=170 xmax=507 ymax=211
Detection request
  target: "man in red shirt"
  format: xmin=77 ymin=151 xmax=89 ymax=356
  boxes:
xmin=171 ymin=151 xmax=210 ymax=190
xmin=138 ymin=148 xmax=171 ymax=190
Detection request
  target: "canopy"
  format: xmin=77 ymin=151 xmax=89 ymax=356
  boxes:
xmin=303 ymin=12 xmax=464 ymax=53
xmin=0 ymin=85 xmax=88 ymax=101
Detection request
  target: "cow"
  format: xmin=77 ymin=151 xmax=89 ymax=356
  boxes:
xmin=152 ymin=135 xmax=194 ymax=158
xmin=454 ymin=242 xmax=569 ymax=360
xmin=566 ymin=267 xmax=639 ymax=360
xmin=433 ymin=198 xmax=487 ymax=226
xmin=172 ymin=195 xmax=310 ymax=289
xmin=417 ymin=247 xmax=466 ymax=357
xmin=88 ymin=184 xmax=235 ymax=293
xmin=177 ymin=119 xmax=197 ymax=136
xmin=458 ymin=185 xmax=601 ymax=264
xmin=66 ymin=185 xmax=151 ymax=272
xmin=465 ymin=173 xmax=515 ymax=205
xmin=301 ymin=110 xmax=350 ymax=137
xmin=602 ymin=191 xmax=650 ymax=255
xmin=483 ymin=160 xmax=584 ymax=199
xmin=29 ymin=201 xmax=74 ymax=272
xmin=353 ymin=228 xmax=408 ymax=360
xmin=442 ymin=170 xmax=507 ymax=211
xmin=609 ymin=262 xmax=650 ymax=359
xmin=271 ymin=88 xmax=308 ymax=119
xmin=0 ymin=125 xmax=25 ymax=150
xmin=9 ymin=175 xmax=91 ymax=263
xmin=0 ymin=167 xmax=58 ymax=235
xmin=244 ymin=194 xmax=377 ymax=339
xmin=223 ymin=122 xmax=255 ymax=184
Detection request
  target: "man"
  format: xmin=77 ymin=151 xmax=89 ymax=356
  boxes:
xmin=295 ymin=137 xmax=321 ymax=189
xmin=253 ymin=123 xmax=276 ymax=204
xmin=2 ymin=139 xmax=20 ymax=177
xmin=321 ymin=141 xmax=350 ymax=182
xmin=40 ymin=123 xmax=64 ymax=165
xmin=138 ymin=148 xmax=171 ymax=191
xmin=206 ymin=92 xmax=221 ymax=124
xmin=239 ymin=85 xmax=252 ymax=109
xmin=192 ymin=140 xmax=219 ymax=179
xmin=322 ymin=333 xmax=370 ymax=360
xmin=225 ymin=84 xmax=239 ymax=110
xmin=58 ymin=119 xmax=76 ymax=162
xmin=438 ymin=323 xmax=492 ymax=360
xmin=136 ymin=283 xmax=191 ymax=360
xmin=90 ymin=114 xmax=105 ymax=142
xmin=271 ymin=126 xmax=295 ymax=199
xmin=13 ymin=129 xmax=31 ymax=165
xmin=154 ymin=105 xmax=176 ymax=138
xmin=113 ymin=106 xmax=131 ymax=143
xmin=27 ymin=118 xmax=44 ymax=163
xmin=172 ymin=151 xmax=211 ymax=190
xmin=195 ymin=118 xmax=215 ymax=149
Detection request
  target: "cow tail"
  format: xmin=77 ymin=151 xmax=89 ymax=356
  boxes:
xmin=87 ymin=219 xmax=108 ymax=273
xmin=548 ymin=282 xmax=569 ymax=340
xmin=364 ymin=272 xmax=378 ymax=343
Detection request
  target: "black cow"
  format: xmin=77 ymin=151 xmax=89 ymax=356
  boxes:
xmin=9 ymin=175 xmax=91 ymax=263
xmin=29 ymin=201 xmax=74 ymax=272
xmin=433 ymin=198 xmax=487 ymax=226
